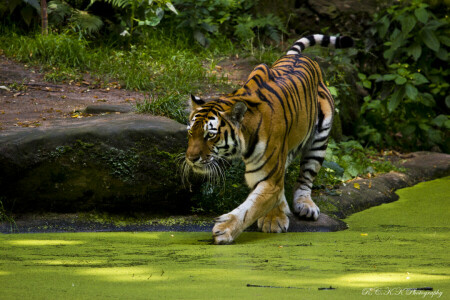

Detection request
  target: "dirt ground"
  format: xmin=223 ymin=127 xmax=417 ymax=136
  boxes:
xmin=0 ymin=54 xmax=254 ymax=133
xmin=0 ymin=55 xmax=143 ymax=132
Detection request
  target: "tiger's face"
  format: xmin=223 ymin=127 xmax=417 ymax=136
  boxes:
xmin=185 ymin=95 xmax=247 ymax=176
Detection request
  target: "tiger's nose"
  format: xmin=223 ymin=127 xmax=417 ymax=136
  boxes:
xmin=186 ymin=154 xmax=201 ymax=164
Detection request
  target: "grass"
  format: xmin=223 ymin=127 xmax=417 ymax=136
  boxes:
xmin=0 ymin=177 xmax=448 ymax=299
xmin=0 ymin=29 xmax=234 ymax=123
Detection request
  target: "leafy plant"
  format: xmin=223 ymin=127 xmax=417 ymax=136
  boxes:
xmin=47 ymin=0 xmax=104 ymax=36
xmin=0 ymin=198 xmax=17 ymax=233
xmin=234 ymin=13 xmax=286 ymax=47
xmin=0 ymin=0 xmax=41 ymax=27
xmin=169 ymin=0 xmax=285 ymax=48
xmin=99 ymin=0 xmax=177 ymax=38
xmin=358 ymin=0 xmax=449 ymax=151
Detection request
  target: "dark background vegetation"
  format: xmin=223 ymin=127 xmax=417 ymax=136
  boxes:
xmin=1 ymin=0 xmax=449 ymax=213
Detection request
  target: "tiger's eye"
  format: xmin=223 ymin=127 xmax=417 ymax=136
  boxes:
xmin=188 ymin=129 xmax=193 ymax=136
xmin=208 ymin=132 xmax=216 ymax=139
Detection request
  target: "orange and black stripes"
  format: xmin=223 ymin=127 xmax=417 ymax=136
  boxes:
xmin=186 ymin=34 xmax=354 ymax=243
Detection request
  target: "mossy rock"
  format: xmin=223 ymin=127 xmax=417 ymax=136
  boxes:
xmin=0 ymin=115 xmax=195 ymax=214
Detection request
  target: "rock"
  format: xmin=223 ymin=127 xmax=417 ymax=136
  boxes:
xmin=0 ymin=114 xmax=193 ymax=214
xmin=316 ymin=152 xmax=450 ymax=219
xmin=84 ymin=104 xmax=134 ymax=114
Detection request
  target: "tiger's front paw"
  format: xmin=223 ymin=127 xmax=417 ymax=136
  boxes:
xmin=293 ymin=196 xmax=320 ymax=220
xmin=257 ymin=210 xmax=289 ymax=233
xmin=212 ymin=214 xmax=243 ymax=245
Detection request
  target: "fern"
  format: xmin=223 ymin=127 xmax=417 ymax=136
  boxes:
xmin=70 ymin=10 xmax=104 ymax=34
xmin=48 ymin=0 xmax=72 ymax=25
xmin=102 ymin=0 xmax=131 ymax=8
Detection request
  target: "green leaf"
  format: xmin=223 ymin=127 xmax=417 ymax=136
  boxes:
xmin=363 ymin=80 xmax=372 ymax=89
xmin=407 ymin=43 xmax=422 ymax=61
xmin=368 ymin=74 xmax=382 ymax=81
xmin=193 ymin=30 xmax=207 ymax=47
xmin=421 ymin=93 xmax=435 ymax=107
xmin=401 ymin=14 xmax=416 ymax=36
xmin=405 ymin=83 xmax=418 ymax=100
xmin=388 ymin=86 xmax=405 ymax=112
xmin=322 ymin=161 xmax=344 ymax=177
xmin=439 ymin=35 xmax=450 ymax=47
xmin=427 ymin=128 xmax=442 ymax=144
xmin=446 ymin=95 xmax=450 ymax=108
xmin=23 ymin=0 xmax=40 ymax=13
xmin=432 ymin=114 xmax=448 ymax=127
xmin=418 ymin=123 xmax=430 ymax=131
xmin=383 ymin=48 xmax=395 ymax=62
xmin=328 ymin=86 xmax=338 ymax=97
xmin=436 ymin=47 xmax=448 ymax=61
xmin=445 ymin=120 xmax=450 ymax=129
xmin=402 ymin=124 xmax=416 ymax=135
xmin=20 ymin=5 xmax=35 ymax=26
xmin=420 ymin=29 xmax=440 ymax=52
xmin=165 ymin=2 xmax=178 ymax=15
xmin=397 ymin=68 xmax=409 ymax=76
xmin=346 ymin=165 xmax=360 ymax=177
xmin=382 ymin=74 xmax=397 ymax=81
xmin=411 ymin=73 xmax=428 ymax=85
xmin=377 ymin=15 xmax=390 ymax=38
xmin=395 ymin=76 xmax=407 ymax=85
xmin=358 ymin=73 xmax=367 ymax=80
xmin=414 ymin=7 xmax=428 ymax=23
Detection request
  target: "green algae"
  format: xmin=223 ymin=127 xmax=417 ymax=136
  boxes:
xmin=0 ymin=177 xmax=449 ymax=299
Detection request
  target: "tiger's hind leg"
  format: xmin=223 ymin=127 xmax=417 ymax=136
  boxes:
xmin=293 ymin=83 xmax=334 ymax=220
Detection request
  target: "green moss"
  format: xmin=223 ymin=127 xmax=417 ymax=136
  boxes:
xmin=1 ymin=177 xmax=449 ymax=299
xmin=78 ymin=212 xmax=210 ymax=227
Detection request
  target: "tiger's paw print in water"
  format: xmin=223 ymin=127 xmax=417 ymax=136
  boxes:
xmin=293 ymin=196 xmax=320 ymax=221
xmin=212 ymin=214 xmax=242 ymax=245
xmin=257 ymin=209 xmax=289 ymax=233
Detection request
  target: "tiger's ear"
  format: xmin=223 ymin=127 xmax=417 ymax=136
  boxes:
xmin=226 ymin=102 xmax=247 ymax=126
xmin=190 ymin=94 xmax=205 ymax=110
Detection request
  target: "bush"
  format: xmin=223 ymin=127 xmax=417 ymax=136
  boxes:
xmin=357 ymin=0 xmax=449 ymax=151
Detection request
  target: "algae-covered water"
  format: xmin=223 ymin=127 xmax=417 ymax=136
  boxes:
xmin=1 ymin=177 xmax=449 ymax=299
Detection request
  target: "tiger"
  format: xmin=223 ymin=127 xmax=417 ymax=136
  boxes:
xmin=184 ymin=34 xmax=354 ymax=244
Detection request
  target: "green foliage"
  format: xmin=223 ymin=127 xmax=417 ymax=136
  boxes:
xmin=169 ymin=0 xmax=285 ymax=47
xmin=286 ymin=140 xmax=400 ymax=193
xmin=233 ymin=13 xmax=286 ymax=46
xmin=0 ymin=0 xmax=41 ymax=27
xmin=304 ymin=44 xmax=358 ymax=110
xmin=100 ymin=0 xmax=177 ymax=39
xmin=0 ymin=198 xmax=17 ymax=233
xmin=359 ymin=0 xmax=449 ymax=151
xmin=190 ymin=161 xmax=249 ymax=214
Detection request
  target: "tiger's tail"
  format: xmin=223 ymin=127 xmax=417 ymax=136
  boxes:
xmin=287 ymin=34 xmax=354 ymax=55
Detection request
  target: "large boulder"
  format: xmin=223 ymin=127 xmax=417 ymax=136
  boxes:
xmin=0 ymin=114 xmax=193 ymax=214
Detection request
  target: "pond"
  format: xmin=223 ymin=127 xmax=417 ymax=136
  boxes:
xmin=0 ymin=177 xmax=448 ymax=299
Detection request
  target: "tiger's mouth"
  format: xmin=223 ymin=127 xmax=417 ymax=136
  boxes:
xmin=180 ymin=155 xmax=227 ymax=186
xmin=185 ymin=157 xmax=213 ymax=175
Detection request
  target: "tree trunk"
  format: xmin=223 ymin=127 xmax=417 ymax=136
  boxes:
xmin=40 ymin=0 xmax=48 ymax=35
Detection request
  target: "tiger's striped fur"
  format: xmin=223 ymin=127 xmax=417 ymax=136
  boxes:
xmin=185 ymin=34 xmax=353 ymax=244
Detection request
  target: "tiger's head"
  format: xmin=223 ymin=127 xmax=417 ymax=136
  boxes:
xmin=184 ymin=94 xmax=247 ymax=177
